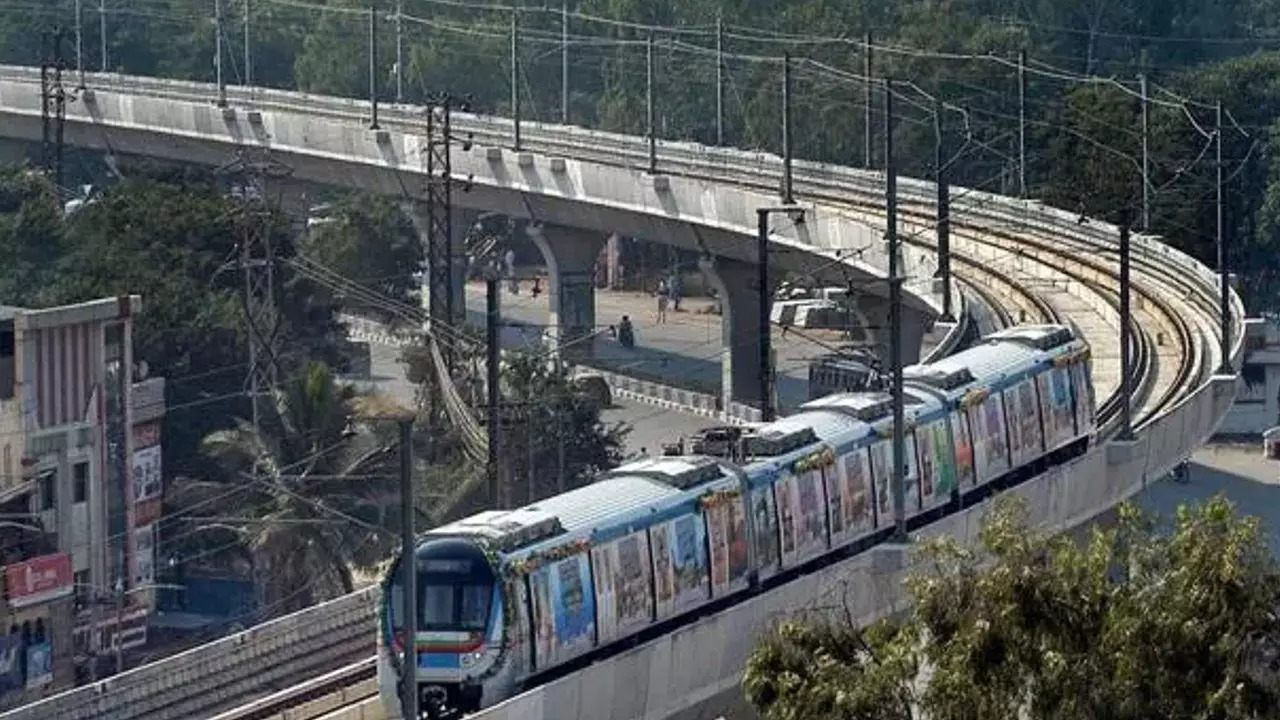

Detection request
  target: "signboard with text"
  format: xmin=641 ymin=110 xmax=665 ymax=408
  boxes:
xmin=4 ymin=554 xmax=72 ymax=608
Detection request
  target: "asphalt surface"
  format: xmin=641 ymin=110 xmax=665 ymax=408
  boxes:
xmin=1135 ymin=444 xmax=1280 ymax=550
xmin=461 ymin=282 xmax=846 ymax=412
xmin=360 ymin=338 xmax=718 ymax=458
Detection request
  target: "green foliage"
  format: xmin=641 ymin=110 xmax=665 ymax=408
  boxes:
xmin=744 ymin=496 xmax=1280 ymax=720
xmin=193 ymin=362 xmax=403 ymax=614
xmin=400 ymin=341 xmax=628 ymax=518
xmin=299 ymin=193 xmax=423 ymax=313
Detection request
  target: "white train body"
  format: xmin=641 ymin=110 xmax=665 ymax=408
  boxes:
xmin=377 ymin=325 xmax=1095 ymax=714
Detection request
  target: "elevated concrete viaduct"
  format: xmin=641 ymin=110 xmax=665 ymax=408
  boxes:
xmin=0 ymin=69 xmax=942 ymax=414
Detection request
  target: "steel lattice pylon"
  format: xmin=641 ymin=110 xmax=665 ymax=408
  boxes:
xmin=424 ymin=101 xmax=455 ymax=349
xmin=216 ymin=148 xmax=293 ymax=429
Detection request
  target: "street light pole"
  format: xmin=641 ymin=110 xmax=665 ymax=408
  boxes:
xmin=757 ymin=209 xmax=773 ymax=422
xmin=398 ymin=417 xmax=418 ymax=720
xmin=114 ymin=579 xmax=123 ymax=675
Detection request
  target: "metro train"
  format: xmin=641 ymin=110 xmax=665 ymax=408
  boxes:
xmin=377 ymin=325 xmax=1096 ymax=716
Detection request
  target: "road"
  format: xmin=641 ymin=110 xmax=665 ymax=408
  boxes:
xmin=1136 ymin=444 xmax=1280 ymax=549
xmin=358 ymin=340 xmax=718 ymax=458
xmin=462 ymin=282 xmax=850 ymax=412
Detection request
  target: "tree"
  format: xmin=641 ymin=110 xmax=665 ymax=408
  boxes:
xmin=192 ymin=361 xmax=403 ymax=615
xmin=0 ymin=166 xmax=68 ymax=305
xmin=401 ymin=341 xmax=629 ymax=519
xmin=298 ymin=192 xmax=423 ymax=315
xmin=744 ymin=495 xmax=1280 ymax=720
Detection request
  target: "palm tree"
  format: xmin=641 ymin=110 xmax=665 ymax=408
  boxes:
xmin=189 ymin=362 xmax=402 ymax=616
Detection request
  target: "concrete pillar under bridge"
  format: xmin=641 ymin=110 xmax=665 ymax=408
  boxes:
xmin=528 ymin=224 xmax=606 ymax=362
xmin=407 ymin=203 xmax=473 ymax=328
xmin=699 ymin=255 xmax=770 ymax=415
xmin=699 ymin=254 xmax=933 ymax=415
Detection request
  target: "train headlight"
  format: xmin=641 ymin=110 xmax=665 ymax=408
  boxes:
xmin=460 ymin=650 xmax=484 ymax=668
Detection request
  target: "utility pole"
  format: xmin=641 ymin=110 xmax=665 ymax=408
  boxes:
xmin=368 ymin=4 xmax=379 ymax=130
xmin=486 ymin=275 xmax=501 ymax=508
xmin=1017 ymin=49 xmax=1027 ymax=198
xmin=98 ymin=0 xmax=106 ymax=72
xmin=243 ymin=0 xmax=251 ymax=86
xmin=397 ymin=417 xmax=417 ymax=720
xmin=556 ymin=380 xmax=567 ymax=493
xmin=561 ymin=0 xmax=569 ymax=124
xmin=715 ymin=15 xmax=724 ymax=146
xmin=74 ymin=0 xmax=85 ymax=89
xmin=40 ymin=29 xmax=69 ymax=189
xmin=1215 ymin=101 xmax=1233 ymax=375
xmin=934 ymin=96 xmax=953 ymax=322
xmin=1118 ymin=219 xmax=1134 ymax=440
xmin=863 ymin=32 xmax=873 ymax=169
xmin=113 ymin=580 xmax=123 ymax=675
xmin=511 ymin=10 xmax=520 ymax=150
xmin=885 ymin=78 xmax=907 ymax=543
xmin=1139 ymin=72 xmax=1150 ymax=231
xmin=756 ymin=209 xmax=774 ymax=423
xmin=526 ymin=409 xmax=536 ymax=503
xmin=395 ymin=0 xmax=403 ymax=103
xmin=781 ymin=52 xmax=793 ymax=205
xmin=646 ymin=33 xmax=656 ymax=174
xmin=214 ymin=0 xmax=225 ymax=107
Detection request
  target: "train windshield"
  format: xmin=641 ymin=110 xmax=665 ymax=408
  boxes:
xmin=420 ymin=575 xmax=492 ymax=631
xmin=389 ymin=538 xmax=496 ymax=633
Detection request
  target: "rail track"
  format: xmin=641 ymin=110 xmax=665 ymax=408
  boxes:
xmin=0 ymin=70 xmax=1224 ymax=720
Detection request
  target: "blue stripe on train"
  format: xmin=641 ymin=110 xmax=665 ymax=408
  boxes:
xmin=419 ymin=652 xmax=462 ymax=670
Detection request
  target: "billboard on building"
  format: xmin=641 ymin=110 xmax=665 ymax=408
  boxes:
xmin=132 ymin=444 xmax=162 ymax=504
xmin=133 ymin=524 xmax=155 ymax=587
xmin=0 ymin=635 xmax=21 ymax=693
xmin=23 ymin=642 xmax=51 ymax=689
xmin=4 ymin=553 xmax=72 ymax=608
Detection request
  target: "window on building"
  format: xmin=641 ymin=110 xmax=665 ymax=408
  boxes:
xmin=73 ymin=463 xmax=88 ymax=503
xmin=0 ymin=329 xmax=13 ymax=401
xmin=39 ymin=470 xmax=56 ymax=511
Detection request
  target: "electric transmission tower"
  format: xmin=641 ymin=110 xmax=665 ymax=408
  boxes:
xmin=216 ymin=148 xmax=293 ymax=430
xmin=422 ymin=93 xmax=474 ymax=371
xmin=40 ymin=28 xmax=70 ymax=189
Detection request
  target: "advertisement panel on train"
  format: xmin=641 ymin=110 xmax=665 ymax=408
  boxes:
xmin=828 ymin=448 xmax=875 ymax=546
xmin=950 ymin=411 xmax=975 ymax=487
xmin=749 ymin=486 xmax=782 ymax=581
xmin=705 ymin=493 xmax=751 ymax=597
xmin=871 ymin=435 xmax=920 ymax=516
xmin=651 ymin=514 xmax=711 ymax=620
xmin=592 ymin=531 xmax=654 ymax=644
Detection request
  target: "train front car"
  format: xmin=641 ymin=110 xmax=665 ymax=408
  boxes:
xmin=377 ymin=534 xmax=505 ymax=716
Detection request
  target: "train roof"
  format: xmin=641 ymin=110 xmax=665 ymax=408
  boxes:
xmin=985 ymin=324 xmax=1079 ymax=350
xmin=426 ymin=456 xmax=735 ymax=557
xmin=905 ymin=338 xmax=1043 ymax=393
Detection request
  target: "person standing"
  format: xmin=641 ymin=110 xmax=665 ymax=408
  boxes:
xmin=655 ymin=278 xmax=669 ymax=324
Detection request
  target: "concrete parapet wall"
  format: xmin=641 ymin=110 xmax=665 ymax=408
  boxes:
xmin=0 ymin=589 xmax=379 ymax=720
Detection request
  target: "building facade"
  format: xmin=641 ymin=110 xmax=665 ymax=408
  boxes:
xmin=0 ymin=296 xmax=145 ymax=703
xmin=1220 ymin=317 xmax=1280 ymax=437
